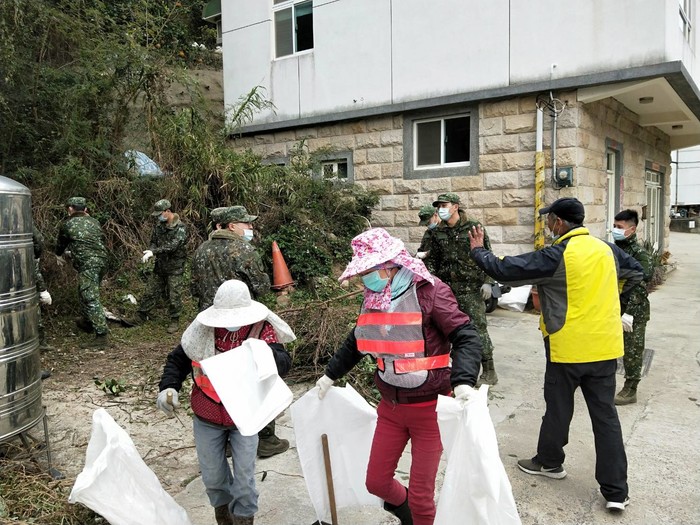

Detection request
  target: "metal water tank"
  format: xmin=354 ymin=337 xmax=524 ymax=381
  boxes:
xmin=0 ymin=175 xmax=42 ymax=442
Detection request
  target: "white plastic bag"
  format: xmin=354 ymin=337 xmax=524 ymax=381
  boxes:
xmin=200 ymin=338 xmax=293 ymax=436
xmin=497 ymin=285 xmax=532 ymax=312
xmin=291 ymin=384 xmax=381 ymax=523
xmin=68 ymin=409 xmax=192 ymax=525
xmin=435 ymin=387 xmax=521 ymax=525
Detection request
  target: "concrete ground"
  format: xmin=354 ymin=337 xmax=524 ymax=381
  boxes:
xmin=174 ymin=231 xmax=700 ymax=525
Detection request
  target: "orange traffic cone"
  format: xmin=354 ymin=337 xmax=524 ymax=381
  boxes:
xmin=271 ymin=241 xmax=294 ymax=290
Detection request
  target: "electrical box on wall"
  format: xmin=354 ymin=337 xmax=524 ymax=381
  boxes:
xmin=555 ymin=166 xmax=574 ymax=188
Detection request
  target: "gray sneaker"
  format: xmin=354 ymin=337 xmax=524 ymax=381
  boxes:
xmin=517 ymin=457 xmax=567 ymax=479
xmin=605 ymin=497 xmax=630 ymax=511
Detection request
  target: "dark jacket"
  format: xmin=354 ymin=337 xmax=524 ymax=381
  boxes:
xmin=325 ymin=277 xmax=482 ymax=404
xmin=470 ymin=226 xmax=644 ymax=363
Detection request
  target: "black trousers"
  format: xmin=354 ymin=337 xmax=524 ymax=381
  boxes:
xmin=536 ymin=342 xmax=628 ymax=503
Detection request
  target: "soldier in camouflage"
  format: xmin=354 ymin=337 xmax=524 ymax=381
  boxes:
xmin=55 ymin=197 xmax=109 ymax=348
xmin=424 ymin=193 xmax=498 ymax=385
xmin=33 ymin=225 xmax=54 ymax=351
xmin=191 ymin=206 xmax=270 ymax=310
xmin=191 ymin=205 xmax=289 ymax=459
xmin=416 ymin=205 xmax=439 ymax=268
xmin=612 ymin=209 xmax=652 ymax=405
xmin=136 ymin=199 xmax=188 ymax=334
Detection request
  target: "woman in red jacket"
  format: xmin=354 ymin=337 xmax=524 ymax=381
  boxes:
xmin=315 ymin=228 xmax=483 ymax=525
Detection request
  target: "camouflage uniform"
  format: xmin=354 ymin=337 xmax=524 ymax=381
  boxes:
xmin=615 ymin=233 xmax=652 ymax=381
xmin=191 ymin=229 xmax=270 ymax=310
xmin=425 ymin=209 xmax=495 ymax=361
xmin=139 ymin=214 xmax=187 ymax=320
xmin=33 ymin=225 xmax=49 ymax=346
xmin=56 ymin=207 xmax=109 ymax=336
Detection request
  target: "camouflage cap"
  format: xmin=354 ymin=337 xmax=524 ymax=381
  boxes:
xmin=66 ymin=196 xmax=87 ymax=208
xmin=432 ymin=192 xmax=461 ymax=207
xmin=220 ymin=205 xmax=258 ymax=225
xmin=418 ymin=205 xmax=436 ymax=226
xmin=209 ymin=207 xmax=228 ymax=225
xmin=151 ymin=199 xmax=172 ymax=216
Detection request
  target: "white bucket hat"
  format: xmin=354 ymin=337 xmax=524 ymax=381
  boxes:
xmin=182 ymin=280 xmax=296 ymax=362
xmin=196 ymin=280 xmax=269 ymax=327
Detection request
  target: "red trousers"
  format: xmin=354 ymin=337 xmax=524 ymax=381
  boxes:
xmin=365 ymin=398 xmax=443 ymax=525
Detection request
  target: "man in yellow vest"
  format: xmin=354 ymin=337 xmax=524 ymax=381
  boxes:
xmin=468 ymin=197 xmax=643 ymax=513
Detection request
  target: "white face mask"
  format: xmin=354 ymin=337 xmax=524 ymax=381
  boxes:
xmin=242 ymin=229 xmax=254 ymax=242
xmin=438 ymin=207 xmax=453 ymax=221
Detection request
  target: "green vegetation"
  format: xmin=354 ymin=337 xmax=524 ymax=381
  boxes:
xmin=1 ymin=2 xmax=377 ymax=522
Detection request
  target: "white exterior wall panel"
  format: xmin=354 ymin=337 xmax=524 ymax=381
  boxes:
xmin=391 ymin=0 xmax=510 ymax=102
xmin=298 ymin=0 xmax=392 ymax=116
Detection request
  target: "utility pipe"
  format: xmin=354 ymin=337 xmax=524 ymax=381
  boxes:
xmin=534 ymin=106 xmax=545 ymax=250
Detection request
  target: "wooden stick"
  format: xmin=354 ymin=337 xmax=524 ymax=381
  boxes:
xmin=321 ymin=433 xmax=339 ymax=525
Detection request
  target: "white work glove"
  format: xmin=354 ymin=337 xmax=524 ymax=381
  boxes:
xmin=156 ymin=388 xmax=180 ymax=417
xmin=142 ymin=250 xmax=154 ymax=263
xmin=454 ymin=384 xmax=476 ymax=403
xmin=416 ymin=251 xmax=429 ymax=260
xmin=316 ymin=375 xmax=334 ymax=400
xmin=480 ymin=283 xmax=493 ymax=300
xmin=39 ymin=290 xmax=52 ymax=305
xmin=621 ymin=313 xmax=634 ymax=333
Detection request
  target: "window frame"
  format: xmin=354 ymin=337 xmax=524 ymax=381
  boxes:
xmin=680 ymin=0 xmax=693 ymax=44
xmin=402 ymin=106 xmax=479 ymax=180
xmin=273 ymin=0 xmax=314 ymax=59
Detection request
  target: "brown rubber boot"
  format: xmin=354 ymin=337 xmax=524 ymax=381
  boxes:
xmin=214 ymin=505 xmax=233 ymax=525
xmin=231 ymin=516 xmax=254 ymax=525
xmin=615 ymin=379 xmax=639 ymax=405
xmin=80 ymin=334 xmax=109 ymax=349
xmin=477 ymin=359 xmax=498 ymax=386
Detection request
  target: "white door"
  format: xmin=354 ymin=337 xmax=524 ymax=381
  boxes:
xmin=645 ymin=170 xmax=663 ymax=250
xmin=606 ymin=150 xmax=620 ymax=241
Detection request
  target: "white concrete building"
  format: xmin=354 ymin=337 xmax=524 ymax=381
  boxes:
xmin=213 ymin=0 xmax=700 ymax=252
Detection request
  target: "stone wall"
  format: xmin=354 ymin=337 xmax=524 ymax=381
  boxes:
xmin=230 ymin=92 xmax=672 ymax=253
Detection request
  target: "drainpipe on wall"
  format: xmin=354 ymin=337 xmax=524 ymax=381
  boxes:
xmin=534 ymin=105 xmax=546 ymax=250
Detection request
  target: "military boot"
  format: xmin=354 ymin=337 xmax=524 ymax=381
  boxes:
xmin=214 ymin=505 xmax=233 ymax=525
xmin=257 ymin=420 xmax=289 ymax=458
xmin=80 ymin=334 xmax=109 ymax=349
xmin=231 ymin=516 xmax=254 ymax=525
xmin=615 ymin=379 xmax=639 ymax=405
xmin=75 ymin=317 xmax=93 ymax=333
xmin=125 ymin=311 xmax=149 ymax=327
xmin=477 ymin=359 xmax=498 ymax=386
xmin=383 ymin=489 xmax=413 ymax=525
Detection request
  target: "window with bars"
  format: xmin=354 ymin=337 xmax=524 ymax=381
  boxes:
xmin=274 ymin=0 xmax=314 ymax=58
xmin=680 ymin=0 xmax=693 ymax=44
xmin=321 ymin=160 xmax=349 ymax=181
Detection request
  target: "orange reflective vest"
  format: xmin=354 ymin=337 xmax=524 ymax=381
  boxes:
xmin=192 ymin=322 xmax=264 ymax=403
xmin=355 ymin=287 xmax=449 ymax=389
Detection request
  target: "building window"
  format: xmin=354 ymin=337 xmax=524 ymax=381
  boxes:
xmin=415 ymin=115 xmax=470 ymax=168
xmin=680 ymin=0 xmax=693 ymax=44
xmin=321 ymin=160 xmax=349 ymax=181
xmin=403 ymin=107 xmax=478 ymax=179
xmin=274 ymin=0 xmax=314 ymax=58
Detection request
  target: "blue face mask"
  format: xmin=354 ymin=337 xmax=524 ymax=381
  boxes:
xmin=427 ymin=221 xmax=438 ymax=230
xmin=611 ymin=228 xmax=627 ymax=241
xmin=362 ymin=271 xmax=389 ymax=292
xmin=438 ymin=207 xmax=453 ymax=221
xmin=242 ymin=229 xmax=254 ymax=242
xmin=158 ymin=214 xmax=167 ymax=223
